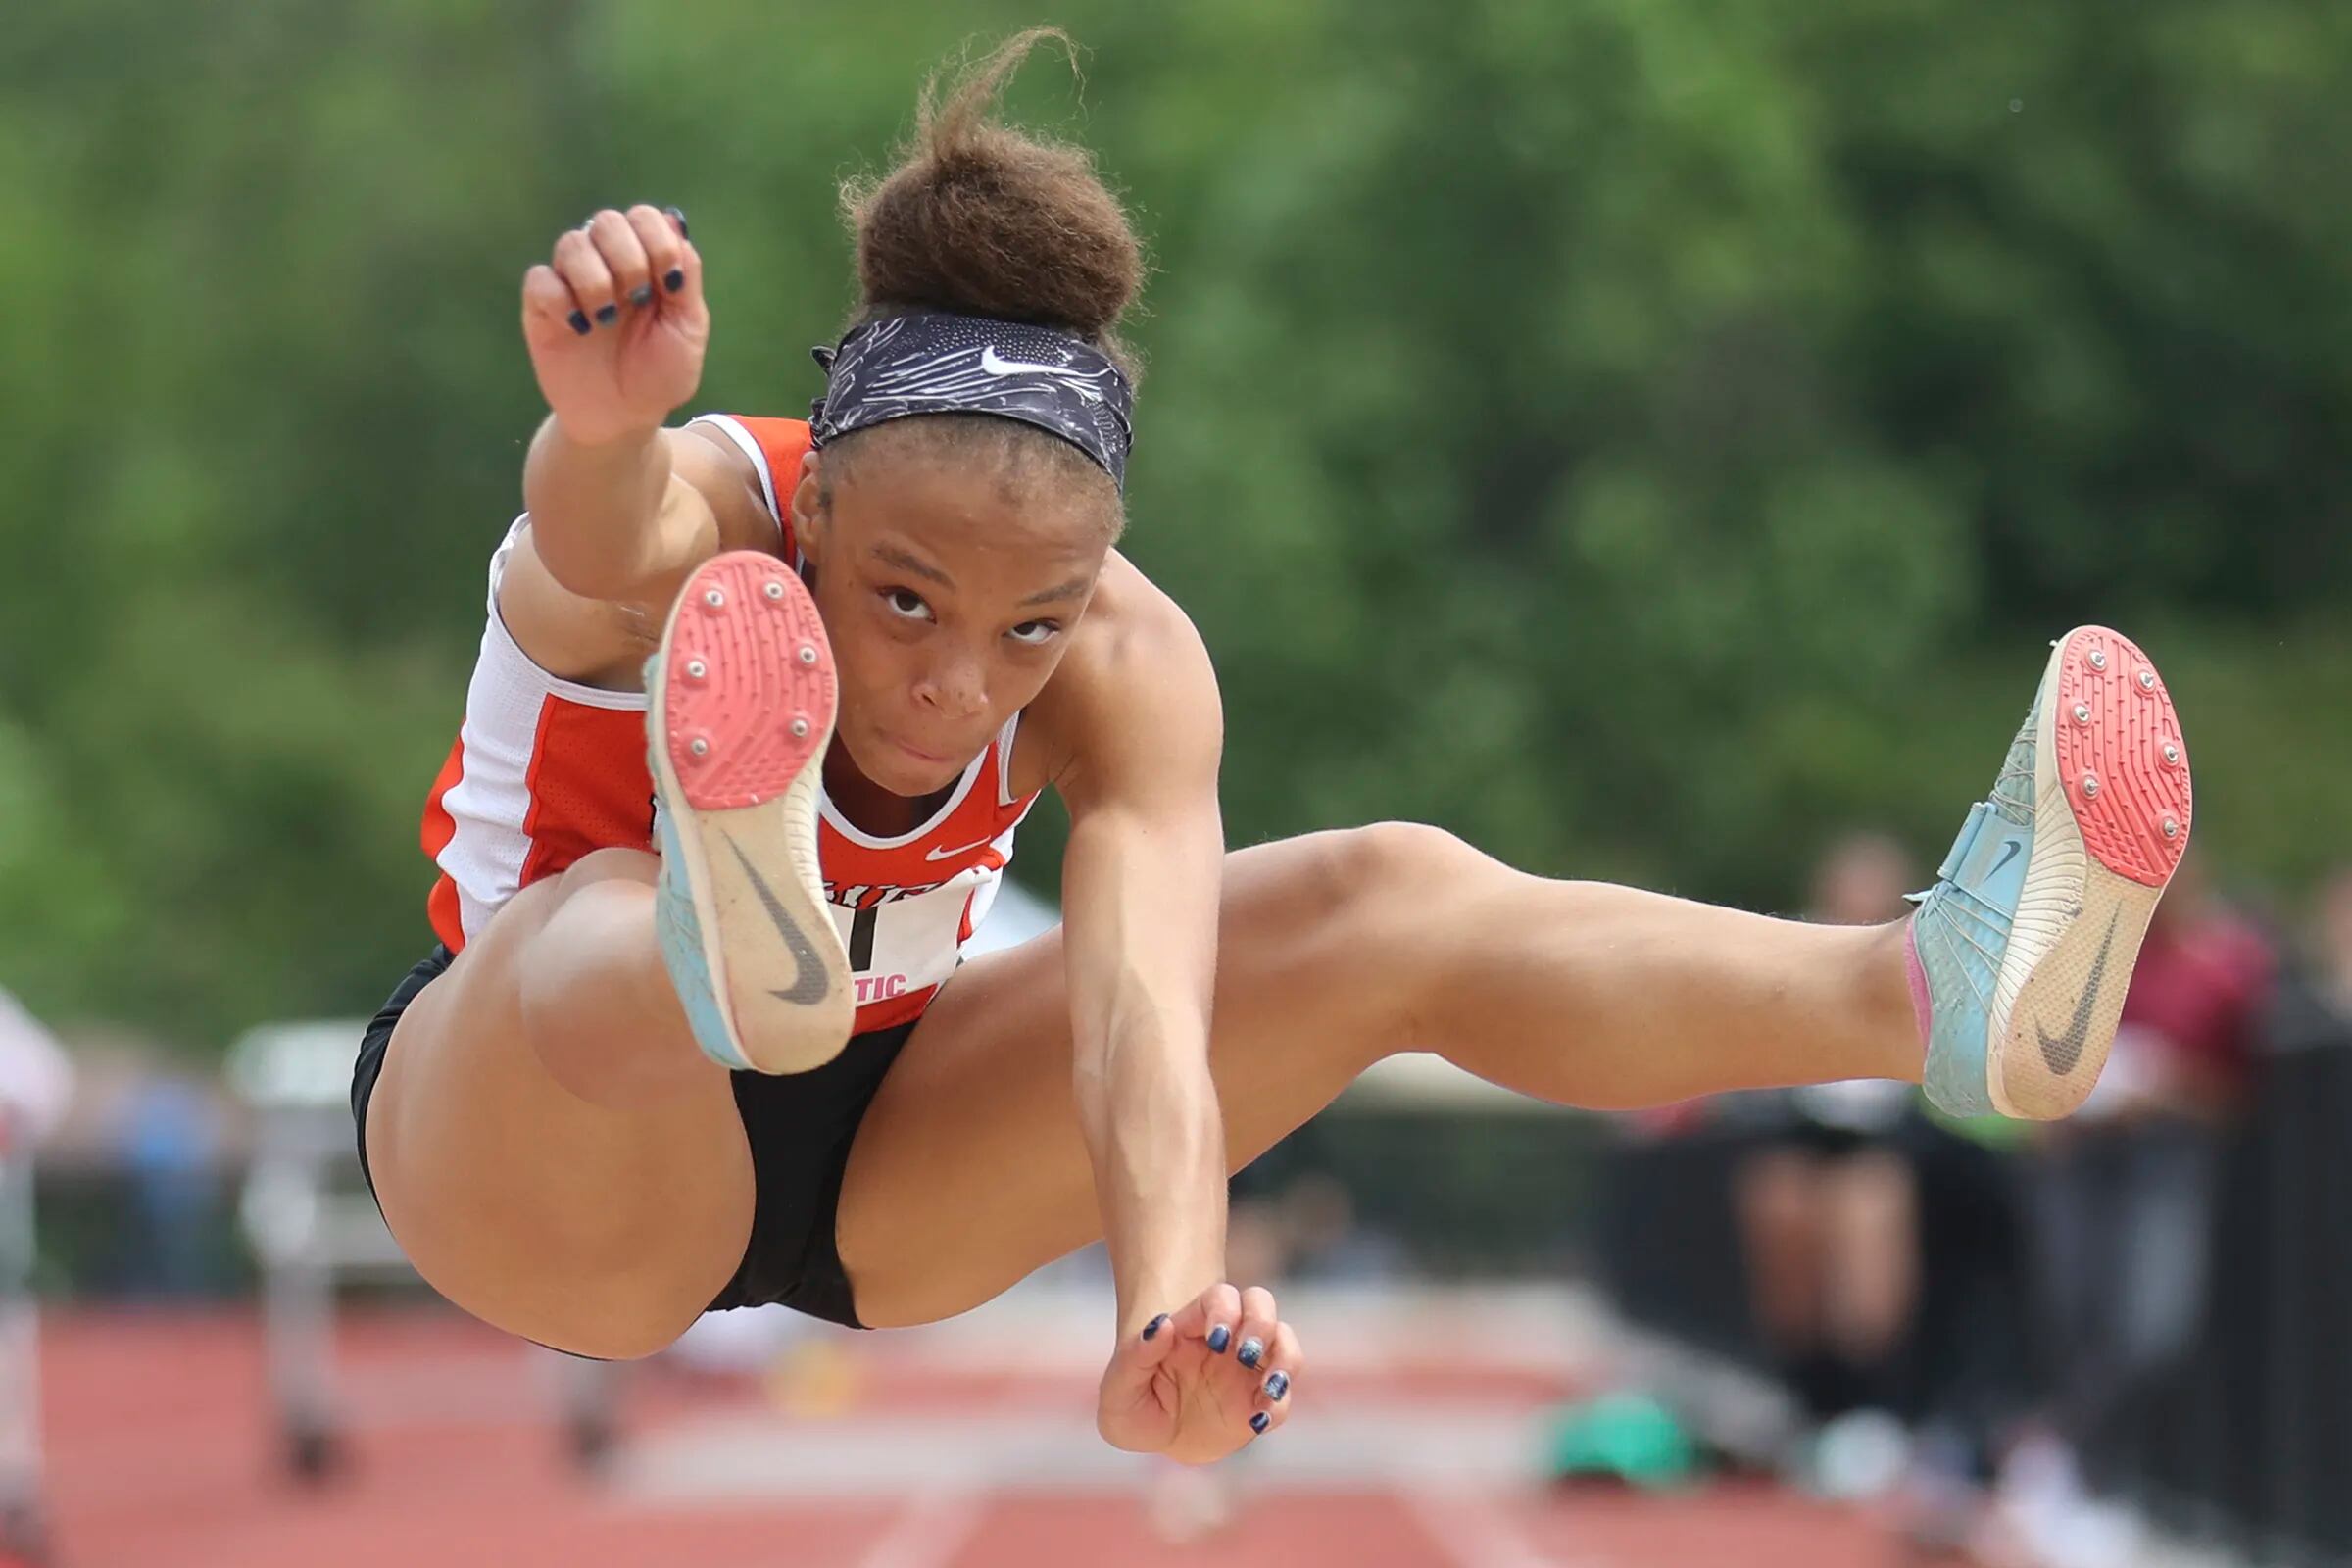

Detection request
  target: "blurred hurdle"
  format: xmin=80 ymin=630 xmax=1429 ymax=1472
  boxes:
xmin=226 ymin=1019 xmax=618 ymax=1481
xmin=0 ymin=1116 xmax=49 ymax=1565
xmin=0 ymin=984 xmax=73 ymax=1568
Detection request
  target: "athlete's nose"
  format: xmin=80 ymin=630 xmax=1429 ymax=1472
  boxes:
xmin=914 ymin=644 xmax=987 ymax=720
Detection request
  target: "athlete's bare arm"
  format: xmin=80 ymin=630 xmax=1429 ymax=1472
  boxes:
xmin=1039 ymin=564 xmax=1227 ymax=1333
xmin=1024 ymin=561 xmax=1291 ymax=1459
xmin=502 ymin=204 xmax=780 ymax=688
xmin=500 ymin=428 xmax=775 ymax=688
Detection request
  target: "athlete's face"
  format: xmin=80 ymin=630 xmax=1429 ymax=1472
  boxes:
xmin=790 ymin=443 xmax=1111 ymax=797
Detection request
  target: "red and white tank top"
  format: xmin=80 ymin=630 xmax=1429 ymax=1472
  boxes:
xmin=420 ymin=414 xmax=1041 ymax=1034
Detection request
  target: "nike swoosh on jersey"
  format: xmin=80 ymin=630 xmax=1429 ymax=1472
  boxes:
xmin=924 ymin=836 xmax=999 ymax=862
xmin=2035 ymin=907 xmax=2120 ymax=1076
xmin=725 ymin=835 xmax=832 ymax=1006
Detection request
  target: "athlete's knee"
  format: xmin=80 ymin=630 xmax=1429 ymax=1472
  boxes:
xmin=492 ymin=848 xmax=658 ymax=953
xmin=552 ymin=846 xmax=661 ymax=897
xmin=1268 ymin=823 xmax=1485 ymax=1046
xmin=507 ymin=849 xmax=701 ymax=1105
xmin=1335 ymin=820 xmax=1485 ymax=897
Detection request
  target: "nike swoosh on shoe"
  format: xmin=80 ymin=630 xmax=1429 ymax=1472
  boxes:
xmin=725 ymin=833 xmax=831 ymax=1006
xmin=2036 ymin=907 xmax=2120 ymax=1077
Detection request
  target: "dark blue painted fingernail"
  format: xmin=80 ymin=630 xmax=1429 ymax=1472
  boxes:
xmin=1264 ymin=1371 xmax=1290 ymax=1401
xmin=663 ymin=205 xmax=689 ymax=239
xmin=1238 ymin=1338 xmax=1264 ymax=1370
xmin=566 ymin=310 xmax=590 ymax=337
xmin=1207 ymin=1325 xmax=1231 ymax=1354
xmin=1142 ymin=1314 xmax=1168 ymax=1343
xmin=664 ymin=268 xmax=685 ymax=294
xmin=1250 ymin=1412 xmax=1271 ymax=1434
xmin=594 ymin=303 xmax=618 ymax=325
xmin=628 ymin=282 xmax=653 ymax=307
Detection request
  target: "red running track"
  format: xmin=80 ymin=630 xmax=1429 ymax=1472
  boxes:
xmin=23 ymin=1308 xmax=1908 ymax=1568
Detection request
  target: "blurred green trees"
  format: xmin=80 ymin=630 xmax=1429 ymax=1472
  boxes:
xmin=3 ymin=1 xmax=2345 ymax=1046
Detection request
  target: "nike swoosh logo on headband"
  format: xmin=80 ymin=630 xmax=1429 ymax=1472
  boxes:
xmin=980 ymin=346 xmax=1076 ymax=378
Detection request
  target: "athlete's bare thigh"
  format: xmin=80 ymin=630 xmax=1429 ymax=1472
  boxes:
xmin=364 ymin=851 xmax=755 ymax=1358
xmin=836 ymin=830 xmax=1413 ymax=1329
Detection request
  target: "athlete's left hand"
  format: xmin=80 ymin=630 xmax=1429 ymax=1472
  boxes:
xmin=1097 ymin=1283 xmax=1302 ymax=1464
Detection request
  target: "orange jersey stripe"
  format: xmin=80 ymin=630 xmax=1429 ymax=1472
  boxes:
xmin=421 ymin=736 xmax=468 ymax=952
xmin=514 ymin=699 xmax=656 ymax=893
xmin=420 ymin=413 xmax=1041 ymax=1035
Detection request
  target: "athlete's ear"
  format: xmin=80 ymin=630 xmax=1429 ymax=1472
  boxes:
xmin=790 ymin=450 xmax=826 ymax=566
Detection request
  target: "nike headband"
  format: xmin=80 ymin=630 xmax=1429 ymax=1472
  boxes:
xmin=808 ymin=312 xmax=1136 ymax=491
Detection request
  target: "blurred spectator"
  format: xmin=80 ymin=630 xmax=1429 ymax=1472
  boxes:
xmin=109 ymin=1072 xmax=226 ymax=1298
xmin=1728 ymin=833 xmax=1919 ymax=1493
xmin=1275 ymin=1173 xmax=1406 ymax=1286
xmin=2002 ymin=852 xmax=2278 ymax=1567
xmin=2257 ymin=862 xmax=2352 ymax=1116
xmin=2281 ymin=862 xmax=2352 ymax=1029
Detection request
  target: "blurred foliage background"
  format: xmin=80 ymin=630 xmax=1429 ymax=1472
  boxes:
xmin=3 ymin=0 xmax=2346 ymax=1049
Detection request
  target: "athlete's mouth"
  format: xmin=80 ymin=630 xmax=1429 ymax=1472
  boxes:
xmin=884 ymin=733 xmax=953 ymax=766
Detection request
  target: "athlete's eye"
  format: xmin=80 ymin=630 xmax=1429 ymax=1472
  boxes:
xmin=883 ymin=589 xmax=935 ymax=623
xmin=1007 ymin=619 xmax=1059 ymax=646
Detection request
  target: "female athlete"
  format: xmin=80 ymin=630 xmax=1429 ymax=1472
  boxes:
xmin=353 ymin=31 xmax=2192 ymax=1466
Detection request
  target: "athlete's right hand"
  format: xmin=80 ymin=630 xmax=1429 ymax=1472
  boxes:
xmin=520 ymin=204 xmax=708 ymax=447
xmin=1098 ymin=1283 xmax=1301 ymax=1465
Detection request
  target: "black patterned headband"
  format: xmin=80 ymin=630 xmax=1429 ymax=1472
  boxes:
xmin=808 ymin=313 xmax=1135 ymax=491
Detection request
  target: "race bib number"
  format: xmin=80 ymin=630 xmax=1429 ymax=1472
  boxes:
xmin=825 ymin=873 xmax=983 ymax=1012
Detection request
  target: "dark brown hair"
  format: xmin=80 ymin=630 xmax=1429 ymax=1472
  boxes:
xmin=821 ymin=30 xmax=1144 ymax=527
xmin=842 ymin=28 xmax=1146 ymax=378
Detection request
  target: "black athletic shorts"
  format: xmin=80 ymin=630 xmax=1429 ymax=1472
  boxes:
xmin=350 ymin=944 xmax=917 ymax=1330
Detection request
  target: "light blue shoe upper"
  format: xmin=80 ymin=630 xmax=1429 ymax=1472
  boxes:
xmin=1909 ymin=704 xmax=2039 ymax=1117
xmin=645 ymin=652 xmax=753 ymax=1073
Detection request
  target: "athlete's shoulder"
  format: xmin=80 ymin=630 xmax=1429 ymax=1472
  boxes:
xmin=1027 ymin=551 xmax=1221 ymax=801
xmin=682 ymin=415 xmax=811 ymax=502
xmin=671 ymin=413 xmax=813 ymax=560
xmin=697 ymin=414 xmax=812 ymax=459
xmin=1060 ymin=552 xmax=1211 ymax=706
xmin=1080 ymin=549 xmax=1185 ymax=638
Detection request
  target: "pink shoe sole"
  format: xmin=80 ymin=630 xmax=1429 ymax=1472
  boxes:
xmin=648 ymin=551 xmax=854 ymax=1074
xmin=1985 ymin=626 xmax=2192 ymax=1119
xmin=2048 ymin=626 xmax=2191 ymax=889
xmin=658 ymin=553 xmax=837 ymax=808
